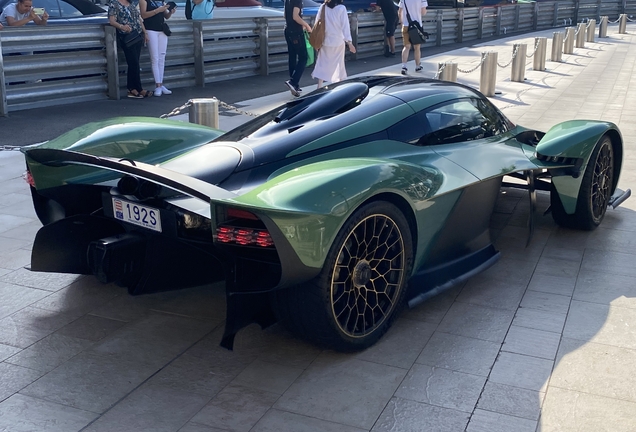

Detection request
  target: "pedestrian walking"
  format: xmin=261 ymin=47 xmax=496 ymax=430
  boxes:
xmin=312 ymin=0 xmax=356 ymax=88
xmin=284 ymin=0 xmax=312 ymax=97
xmin=140 ymin=0 xmax=176 ymax=96
xmin=397 ymin=0 xmax=427 ymax=74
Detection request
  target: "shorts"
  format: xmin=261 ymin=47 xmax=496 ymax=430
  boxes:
xmin=402 ymin=25 xmax=421 ymax=46
xmin=384 ymin=16 xmax=398 ymax=37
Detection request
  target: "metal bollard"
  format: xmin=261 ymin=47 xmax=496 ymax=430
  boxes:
xmin=511 ymin=44 xmax=527 ymax=82
xmin=189 ymin=98 xmax=219 ymax=129
xmin=533 ymin=37 xmax=547 ymax=71
xmin=437 ymin=62 xmax=458 ymax=82
xmin=551 ymin=32 xmax=564 ymax=62
xmin=619 ymin=14 xmax=627 ymax=34
xmin=575 ymin=23 xmax=586 ymax=48
xmin=599 ymin=16 xmax=608 ymax=38
xmin=480 ymin=51 xmax=498 ymax=97
xmin=586 ymin=19 xmax=595 ymax=43
xmin=564 ymin=27 xmax=575 ymax=54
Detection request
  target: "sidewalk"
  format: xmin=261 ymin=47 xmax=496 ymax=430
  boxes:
xmin=0 ymin=24 xmax=635 ymax=432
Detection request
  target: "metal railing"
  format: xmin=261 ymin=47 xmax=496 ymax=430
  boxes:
xmin=1 ymin=0 xmax=634 ymax=114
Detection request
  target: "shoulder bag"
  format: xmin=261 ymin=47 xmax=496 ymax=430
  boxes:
xmin=308 ymin=4 xmax=326 ymax=50
xmin=404 ymin=3 xmax=428 ymax=45
xmin=122 ymin=29 xmax=143 ymax=48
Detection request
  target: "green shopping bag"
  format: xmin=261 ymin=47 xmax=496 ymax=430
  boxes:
xmin=305 ymin=32 xmax=315 ymax=67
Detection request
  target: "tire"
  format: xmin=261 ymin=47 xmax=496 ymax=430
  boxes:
xmin=551 ymin=136 xmax=615 ymax=230
xmin=275 ymin=201 xmax=413 ymax=351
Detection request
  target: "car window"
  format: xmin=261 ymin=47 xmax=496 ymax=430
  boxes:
xmin=388 ymin=97 xmax=510 ymax=146
xmin=33 ymin=0 xmax=61 ymax=17
xmin=59 ymin=0 xmax=83 ymax=17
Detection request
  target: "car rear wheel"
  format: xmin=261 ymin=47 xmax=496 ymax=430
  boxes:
xmin=275 ymin=201 xmax=413 ymax=351
xmin=551 ymin=136 xmax=614 ymax=230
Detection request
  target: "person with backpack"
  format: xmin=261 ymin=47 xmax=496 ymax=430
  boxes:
xmin=185 ymin=0 xmax=214 ymax=20
xmin=397 ymin=0 xmax=427 ymax=75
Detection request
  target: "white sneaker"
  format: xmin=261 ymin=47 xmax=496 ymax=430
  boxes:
xmin=154 ymin=87 xmax=163 ymax=97
xmin=160 ymin=86 xmax=172 ymax=95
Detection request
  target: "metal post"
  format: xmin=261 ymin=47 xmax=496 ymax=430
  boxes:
xmin=477 ymin=8 xmax=484 ymax=39
xmin=496 ymin=6 xmax=502 ymax=36
xmin=104 ymin=26 xmax=120 ymax=100
xmin=619 ymin=14 xmax=627 ymax=34
xmin=189 ymin=99 xmax=219 ymax=129
xmin=0 ymin=37 xmax=7 ymax=116
xmin=551 ymin=32 xmax=564 ymax=62
xmin=350 ymin=13 xmax=359 ymax=61
xmin=193 ymin=20 xmax=205 ymax=87
xmin=436 ymin=10 xmax=443 ymax=47
xmin=575 ymin=23 xmax=586 ymax=48
xmin=563 ymin=27 xmax=575 ymax=54
xmin=437 ymin=62 xmax=458 ymax=82
xmin=457 ymin=8 xmax=464 ymax=43
xmin=480 ymin=51 xmax=497 ymax=97
xmin=599 ymin=16 xmax=608 ymax=38
xmin=586 ymin=19 xmax=595 ymax=43
xmin=533 ymin=37 xmax=547 ymax=71
xmin=511 ymin=43 xmax=527 ymax=82
xmin=256 ymin=18 xmax=270 ymax=76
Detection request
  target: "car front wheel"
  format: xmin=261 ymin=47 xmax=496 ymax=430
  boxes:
xmin=551 ymin=135 xmax=615 ymax=230
xmin=275 ymin=201 xmax=413 ymax=351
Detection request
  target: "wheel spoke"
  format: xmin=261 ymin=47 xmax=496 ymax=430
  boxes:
xmin=330 ymin=213 xmax=406 ymax=338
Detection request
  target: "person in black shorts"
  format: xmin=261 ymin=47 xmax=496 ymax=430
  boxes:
xmin=376 ymin=0 xmax=399 ymax=56
xmin=284 ymin=0 xmax=312 ymax=97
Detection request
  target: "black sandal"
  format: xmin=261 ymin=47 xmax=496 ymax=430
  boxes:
xmin=140 ymin=90 xmax=153 ymax=98
xmin=127 ymin=90 xmax=143 ymax=99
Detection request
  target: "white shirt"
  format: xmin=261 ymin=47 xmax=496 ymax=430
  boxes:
xmin=398 ymin=0 xmax=427 ymax=26
xmin=319 ymin=4 xmax=352 ymax=47
xmin=0 ymin=3 xmax=30 ymax=26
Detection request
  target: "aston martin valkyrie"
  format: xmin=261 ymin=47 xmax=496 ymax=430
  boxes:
xmin=22 ymin=76 xmax=630 ymax=351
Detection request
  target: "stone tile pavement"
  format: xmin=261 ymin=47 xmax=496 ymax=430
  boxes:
xmin=0 ymin=23 xmax=635 ymax=432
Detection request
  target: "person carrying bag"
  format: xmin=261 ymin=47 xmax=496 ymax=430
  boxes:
xmin=397 ymin=0 xmax=427 ymax=75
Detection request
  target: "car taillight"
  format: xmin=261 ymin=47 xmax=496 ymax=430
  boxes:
xmin=24 ymin=171 xmax=35 ymax=187
xmin=215 ymin=225 xmax=274 ymax=247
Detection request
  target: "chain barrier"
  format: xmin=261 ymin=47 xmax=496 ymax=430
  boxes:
xmin=160 ymin=98 xmax=260 ymax=120
xmin=526 ymin=39 xmax=540 ymax=58
xmin=563 ymin=31 xmax=570 ymax=42
xmin=497 ymin=45 xmax=518 ymax=68
xmin=0 ymin=145 xmax=23 ymax=152
xmin=433 ymin=62 xmax=446 ymax=79
xmin=627 ymin=16 xmax=634 ymax=22
xmin=574 ymin=26 xmax=580 ymax=36
xmin=586 ymin=20 xmax=593 ymax=28
xmin=608 ymin=17 xmax=620 ymax=23
xmin=457 ymin=52 xmax=488 ymax=74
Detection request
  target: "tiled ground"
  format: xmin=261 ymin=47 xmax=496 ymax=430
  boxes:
xmin=0 ymin=24 xmax=635 ymax=432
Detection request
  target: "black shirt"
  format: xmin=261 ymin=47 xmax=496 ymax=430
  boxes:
xmin=144 ymin=0 xmax=165 ymax=32
xmin=284 ymin=0 xmax=303 ymax=33
xmin=377 ymin=0 xmax=398 ymax=21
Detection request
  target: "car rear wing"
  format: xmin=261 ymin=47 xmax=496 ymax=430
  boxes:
xmin=25 ymin=148 xmax=237 ymax=202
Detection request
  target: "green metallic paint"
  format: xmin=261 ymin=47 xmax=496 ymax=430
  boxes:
xmin=210 ymin=154 xmax=478 ymax=273
xmin=535 ymin=120 xmax=619 ymax=214
xmin=24 ymin=117 xmax=222 ymax=191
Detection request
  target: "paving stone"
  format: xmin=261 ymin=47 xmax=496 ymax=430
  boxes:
xmin=415 ymin=332 xmax=500 ymax=377
xmin=563 ymin=300 xmax=636 ymax=350
xmin=519 ymin=290 xmax=572 ymax=315
xmin=403 ymin=286 xmax=460 ymax=324
xmin=437 ymin=302 xmax=515 ymax=343
xmin=477 ymin=381 xmax=544 ymax=421
xmin=371 ymin=397 xmax=470 ymax=432
xmin=0 ymin=248 xmax=32 ymax=271
xmin=489 ymin=352 xmax=554 ymax=392
xmin=0 ymin=362 xmax=45 ymax=403
xmin=581 ymin=249 xmax=636 ymax=279
xmin=572 ymin=269 xmax=636 ymax=309
xmin=55 ymin=314 xmax=127 ymax=342
xmin=231 ymin=359 xmax=304 ymax=395
xmin=456 ymin=277 xmax=527 ymax=311
xmin=5 ymin=333 xmax=93 ymax=373
xmin=274 ymin=352 xmax=406 ymax=429
xmin=190 ymin=384 xmax=279 ymax=432
xmin=527 ymin=273 xmax=576 ymax=297
xmin=534 ymin=256 xmax=581 ymax=279
xmin=512 ymin=307 xmax=567 ymax=334
xmin=0 ymin=281 xmax=50 ymax=321
xmin=502 ymin=325 xmax=561 ymax=360
xmin=395 ymin=364 xmax=487 ymax=413
xmin=252 ymin=409 xmax=366 ymax=432
xmin=0 ymin=393 xmax=97 ymax=432
xmin=466 ymin=409 xmax=537 ymax=432
xmin=540 ymin=387 xmax=636 ymax=432
xmin=0 ymin=268 xmax=84 ymax=292
xmin=551 ymin=338 xmax=636 ymax=403
xmin=0 ymin=344 xmax=21 ymax=362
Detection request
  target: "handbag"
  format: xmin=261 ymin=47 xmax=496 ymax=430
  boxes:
xmin=308 ymin=4 xmax=326 ymax=50
xmin=122 ymin=29 xmax=143 ymax=48
xmin=404 ymin=4 xmax=428 ymax=45
xmin=162 ymin=22 xmax=172 ymax=36
xmin=304 ymin=31 xmax=315 ymax=66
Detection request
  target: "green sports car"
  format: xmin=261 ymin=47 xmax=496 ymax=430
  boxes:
xmin=22 ymin=76 xmax=631 ymax=351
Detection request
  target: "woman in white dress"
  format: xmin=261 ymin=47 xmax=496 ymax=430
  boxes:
xmin=312 ymin=0 xmax=357 ymax=88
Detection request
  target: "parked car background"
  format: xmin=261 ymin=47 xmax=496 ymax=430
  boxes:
xmin=0 ymin=0 xmax=106 ymax=24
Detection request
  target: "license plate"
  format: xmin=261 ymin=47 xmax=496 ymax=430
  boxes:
xmin=112 ymin=198 xmax=162 ymax=232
